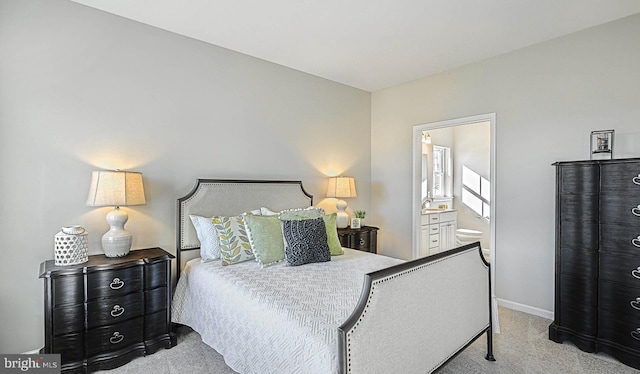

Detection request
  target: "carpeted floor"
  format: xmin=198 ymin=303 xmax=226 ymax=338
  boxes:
xmin=98 ymin=307 xmax=640 ymax=373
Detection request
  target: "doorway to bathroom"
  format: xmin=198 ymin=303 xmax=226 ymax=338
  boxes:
xmin=412 ymin=113 xmax=498 ymax=330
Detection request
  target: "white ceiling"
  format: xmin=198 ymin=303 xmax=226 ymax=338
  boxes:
xmin=70 ymin=0 xmax=640 ymax=92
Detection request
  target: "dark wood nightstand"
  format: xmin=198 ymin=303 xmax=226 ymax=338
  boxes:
xmin=337 ymin=226 xmax=379 ymax=254
xmin=39 ymin=247 xmax=176 ymax=373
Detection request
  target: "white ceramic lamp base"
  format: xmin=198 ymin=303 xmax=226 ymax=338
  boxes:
xmin=102 ymin=207 xmax=132 ymax=257
xmin=336 ymin=199 xmax=349 ymax=228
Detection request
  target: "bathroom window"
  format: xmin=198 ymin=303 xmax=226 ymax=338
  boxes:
xmin=461 ymin=165 xmax=490 ymax=220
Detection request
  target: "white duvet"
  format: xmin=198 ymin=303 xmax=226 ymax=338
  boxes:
xmin=172 ymin=248 xmax=403 ymax=374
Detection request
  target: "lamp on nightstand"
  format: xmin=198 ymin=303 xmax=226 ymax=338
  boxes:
xmin=326 ymin=176 xmax=357 ymax=229
xmin=86 ymin=170 xmax=146 ymax=257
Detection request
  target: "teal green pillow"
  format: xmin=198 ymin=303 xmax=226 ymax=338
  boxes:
xmin=323 ymin=213 xmax=344 ymax=256
xmin=244 ymin=215 xmax=285 ymax=267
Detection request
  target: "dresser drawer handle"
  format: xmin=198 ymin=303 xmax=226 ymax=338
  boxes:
xmin=633 ymin=267 xmax=640 ymax=279
xmin=634 ymin=174 xmax=640 ymax=186
xmin=110 ymin=305 xmax=125 ymax=317
xmin=632 ymin=329 xmax=640 ymax=341
xmin=109 ymin=332 xmax=124 ymax=344
xmin=359 ymin=239 xmax=366 ymax=246
xmin=631 ymin=298 xmax=640 ymax=311
xmin=633 ymin=206 xmax=640 ymax=217
xmin=633 ymin=237 xmax=640 ymax=248
xmin=109 ymin=278 xmax=125 ymax=290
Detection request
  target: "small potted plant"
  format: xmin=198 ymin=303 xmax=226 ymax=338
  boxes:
xmin=351 ymin=210 xmax=366 ymax=229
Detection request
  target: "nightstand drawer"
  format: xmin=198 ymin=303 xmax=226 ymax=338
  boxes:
xmin=145 ymin=261 xmax=168 ymax=289
xmin=52 ymin=304 xmax=84 ymax=335
xmin=87 ymin=292 xmax=144 ymax=328
xmin=87 ymin=265 xmax=143 ymax=300
xmin=52 ymin=274 xmax=84 ymax=306
xmin=87 ymin=317 xmax=144 ymax=356
xmin=145 ymin=287 xmax=168 ymax=314
xmin=52 ymin=332 xmax=84 ymax=363
xmin=351 ymin=232 xmax=370 ymax=251
xmin=145 ymin=310 xmax=169 ymax=340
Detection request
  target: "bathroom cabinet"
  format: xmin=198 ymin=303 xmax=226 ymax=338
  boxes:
xmin=549 ymin=158 xmax=640 ymax=370
xmin=420 ymin=210 xmax=457 ymax=257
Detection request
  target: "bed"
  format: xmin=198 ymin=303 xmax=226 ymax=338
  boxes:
xmin=172 ymin=179 xmax=495 ymax=374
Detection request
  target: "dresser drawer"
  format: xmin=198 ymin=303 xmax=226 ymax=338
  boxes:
xmin=559 ymin=273 xmax=597 ymax=309
xmin=559 ymin=164 xmax=599 ymax=195
xmin=599 ymin=310 xmax=640 ymax=351
xmin=87 ymin=317 xmax=144 ymax=356
xmin=87 ymin=292 xmax=144 ymax=328
xmin=87 ymin=265 xmax=143 ymax=300
xmin=601 ymin=195 xmax=640 ymax=225
xmin=52 ymin=304 xmax=85 ymax=335
xmin=559 ymin=194 xmax=599 ymax=222
xmin=599 ymin=281 xmax=640 ymax=317
xmin=600 ymin=162 xmax=640 ymax=195
xmin=145 ymin=261 xmax=168 ymax=289
xmin=559 ymin=247 xmax=598 ymax=277
xmin=599 ymin=254 xmax=640 ymax=287
xmin=600 ymin=224 xmax=640 ymax=254
xmin=559 ymin=221 xmax=598 ymax=251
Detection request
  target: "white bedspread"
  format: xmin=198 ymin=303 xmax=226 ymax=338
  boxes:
xmin=172 ymin=248 xmax=403 ymax=374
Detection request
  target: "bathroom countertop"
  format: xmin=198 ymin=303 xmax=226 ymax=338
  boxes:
xmin=421 ymin=208 xmax=456 ymax=215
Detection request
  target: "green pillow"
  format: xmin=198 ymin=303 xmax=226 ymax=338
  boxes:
xmin=244 ymin=215 xmax=285 ymax=267
xmin=323 ymin=213 xmax=344 ymax=256
xmin=278 ymin=207 xmax=324 ymax=220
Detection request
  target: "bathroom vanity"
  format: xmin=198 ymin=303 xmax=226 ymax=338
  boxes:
xmin=420 ymin=209 xmax=457 ymax=257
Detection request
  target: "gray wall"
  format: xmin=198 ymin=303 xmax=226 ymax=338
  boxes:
xmin=0 ymin=0 xmax=371 ymax=353
xmin=371 ymin=14 xmax=640 ymax=316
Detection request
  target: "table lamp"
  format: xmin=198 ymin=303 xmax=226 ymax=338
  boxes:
xmin=86 ymin=170 xmax=146 ymax=257
xmin=326 ymin=176 xmax=357 ymax=228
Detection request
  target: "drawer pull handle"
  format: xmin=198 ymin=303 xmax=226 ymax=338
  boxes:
xmin=631 ymin=298 xmax=640 ymax=311
xmin=633 ymin=206 xmax=640 ymax=217
xmin=109 ymin=332 xmax=124 ymax=344
xmin=109 ymin=278 xmax=125 ymax=290
xmin=110 ymin=305 xmax=125 ymax=317
xmin=633 ymin=237 xmax=640 ymax=248
xmin=632 ymin=329 xmax=640 ymax=341
xmin=634 ymin=174 xmax=640 ymax=186
xmin=359 ymin=239 xmax=365 ymax=246
xmin=633 ymin=267 xmax=640 ymax=279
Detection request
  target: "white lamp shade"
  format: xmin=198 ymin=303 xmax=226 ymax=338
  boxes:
xmin=326 ymin=177 xmax=357 ymax=198
xmin=86 ymin=171 xmax=146 ymax=207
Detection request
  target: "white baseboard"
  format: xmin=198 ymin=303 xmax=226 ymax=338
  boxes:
xmin=497 ymin=298 xmax=554 ymax=320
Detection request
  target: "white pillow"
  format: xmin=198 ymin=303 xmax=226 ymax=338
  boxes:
xmin=189 ymin=215 xmax=221 ymax=262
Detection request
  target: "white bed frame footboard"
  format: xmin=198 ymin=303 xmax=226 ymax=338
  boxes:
xmin=338 ymin=242 xmax=495 ymax=374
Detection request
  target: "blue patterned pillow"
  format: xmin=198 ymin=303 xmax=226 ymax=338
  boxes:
xmin=281 ymin=217 xmax=331 ymax=266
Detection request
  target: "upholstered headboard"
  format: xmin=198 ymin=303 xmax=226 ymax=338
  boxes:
xmin=176 ymin=179 xmax=313 ymax=270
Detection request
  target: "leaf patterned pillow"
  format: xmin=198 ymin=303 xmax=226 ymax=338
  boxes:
xmin=212 ymin=214 xmax=255 ymax=266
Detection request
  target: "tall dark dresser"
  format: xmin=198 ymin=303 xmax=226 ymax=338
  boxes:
xmin=549 ymin=158 xmax=640 ymax=369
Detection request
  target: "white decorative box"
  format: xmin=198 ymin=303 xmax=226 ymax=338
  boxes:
xmin=54 ymin=226 xmax=89 ymax=266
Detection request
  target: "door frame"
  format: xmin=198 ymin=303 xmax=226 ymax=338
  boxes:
xmin=412 ymin=112 xmax=499 ymax=331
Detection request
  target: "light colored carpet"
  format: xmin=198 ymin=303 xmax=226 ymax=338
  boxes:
xmin=98 ymin=307 xmax=640 ymax=373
